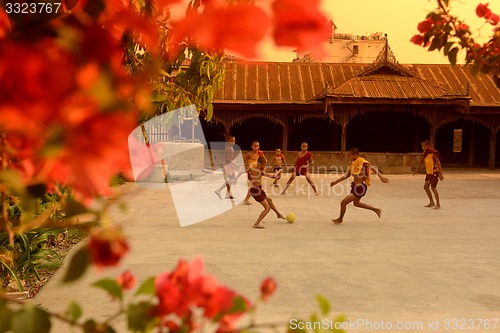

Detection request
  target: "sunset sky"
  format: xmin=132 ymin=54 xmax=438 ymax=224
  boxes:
xmin=256 ymin=0 xmax=500 ymax=64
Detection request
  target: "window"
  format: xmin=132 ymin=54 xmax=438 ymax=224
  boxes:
xmin=353 ymin=45 xmax=359 ymax=55
xmin=453 ymin=129 xmax=463 ymax=153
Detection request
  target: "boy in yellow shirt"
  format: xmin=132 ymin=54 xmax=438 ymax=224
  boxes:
xmin=413 ymin=140 xmax=444 ymax=209
xmin=330 ymin=148 xmax=389 ymax=224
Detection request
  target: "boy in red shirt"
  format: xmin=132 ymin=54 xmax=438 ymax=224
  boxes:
xmin=281 ymin=142 xmax=318 ymax=195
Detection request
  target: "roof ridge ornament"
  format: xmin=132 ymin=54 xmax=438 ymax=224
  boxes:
xmin=357 ymin=34 xmax=416 ymax=77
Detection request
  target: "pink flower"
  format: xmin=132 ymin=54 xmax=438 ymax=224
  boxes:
xmin=117 ymin=270 xmax=137 ymax=290
xmin=410 ymin=34 xmax=425 ymax=46
xmin=260 ymin=277 xmax=277 ymax=301
xmin=476 ymin=3 xmax=492 ymax=18
xmin=272 ymin=0 xmax=330 ymax=51
xmin=417 ymin=18 xmax=434 ymax=33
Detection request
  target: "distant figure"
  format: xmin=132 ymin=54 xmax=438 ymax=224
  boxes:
xmin=215 ymin=136 xmax=238 ymax=200
xmin=272 ymin=148 xmax=287 ymax=187
xmin=330 ymin=148 xmax=389 ymax=224
xmin=413 ymin=140 xmax=444 ymax=209
xmin=248 ymin=157 xmax=285 ymax=229
xmin=281 ymin=142 xmax=318 ymax=195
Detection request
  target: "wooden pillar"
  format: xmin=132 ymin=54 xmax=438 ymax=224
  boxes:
xmin=430 ymin=110 xmax=436 ymax=148
xmin=282 ymin=122 xmax=289 ymax=152
xmin=224 ymin=125 xmax=230 ymax=141
xmin=489 ymin=128 xmax=496 ymax=170
xmin=468 ymin=123 xmax=475 ymax=168
xmin=341 ymin=118 xmax=347 ymax=152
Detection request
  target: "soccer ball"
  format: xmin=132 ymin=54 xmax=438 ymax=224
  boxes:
xmin=286 ymin=212 xmax=296 ymax=223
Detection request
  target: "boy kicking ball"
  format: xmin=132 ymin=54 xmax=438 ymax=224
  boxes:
xmin=248 ymin=157 xmax=286 ymax=229
xmin=330 ymin=148 xmax=389 ymax=224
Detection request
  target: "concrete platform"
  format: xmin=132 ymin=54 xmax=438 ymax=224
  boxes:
xmin=31 ymin=170 xmax=500 ymax=332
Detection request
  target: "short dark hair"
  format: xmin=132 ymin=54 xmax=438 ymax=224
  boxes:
xmin=228 ymin=135 xmax=235 ymax=140
xmin=421 ymin=140 xmax=430 ymax=145
xmin=348 ymin=147 xmax=360 ymax=155
xmin=257 ymin=157 xmax=266 ymax=164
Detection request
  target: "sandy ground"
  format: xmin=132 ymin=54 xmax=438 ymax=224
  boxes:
xmin=32 ymin=170 xmax=500 ymax=333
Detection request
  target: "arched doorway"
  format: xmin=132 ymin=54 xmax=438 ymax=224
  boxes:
xmin=288 ymin=117 xmax=339 ymax=151
xmin=436 ymin=120 xmax=490 ymax=167
xmin=347 ymin=111 xmax=429 ymax=153
xmin=230 ymin=117 xmax=282 ymax=151
xmin=200 ymin=118 xmax=226 ymax=148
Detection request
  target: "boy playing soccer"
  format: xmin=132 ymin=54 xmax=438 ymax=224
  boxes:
xmin=413 ymin=140 xmax=444 ymax=209
xmin=281 ymin=142 xmax=318 ymax=195
xmin=330 ymin=148 xmax=389 ymax=224
xmin=248 ymin=157 xmax=286 ymax=229
xmin=272 ymin=148 xmax=287 ymax=187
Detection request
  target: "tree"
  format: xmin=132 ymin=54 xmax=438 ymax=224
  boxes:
xmin=411 ymin=0 xmax=500 ymax=87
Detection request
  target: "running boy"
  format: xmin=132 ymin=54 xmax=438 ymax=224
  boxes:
xmin=281 ymin=142 xmax=318 ymax=195
xmin=330 ymin=148 xmax=389 ymax=224
xmin=248 ymin=157 xmax=286 ymax=229
xmin=413 ymin=140 xmax=444 ymax=209
xmin=240 ymin=141 xmax=265 ymax=205
xmin=215 ymin=135 xmax=238 ymax=199
xmin=272 ymin=148 xmax=287 ymax=187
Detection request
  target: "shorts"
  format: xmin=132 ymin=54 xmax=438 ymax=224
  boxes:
xmin=425 ymin=173 xmax=439 ymax=188
xmin=223 ymin=164 xmax=237 ymax=179
xmin=294 ymin=166 xmax=308 ymax=176
xmin=250 ymin=186 xmax=267 ymax=202
xmin=351 ymin=182 xmax=367 ymax=198
xmin=274 ymin=166 xmax=282 ymax=172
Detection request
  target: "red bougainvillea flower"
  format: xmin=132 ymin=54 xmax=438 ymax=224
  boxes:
xmin=456 ymin=23 xmax=470 ymax=32
xmin=153 ymin=257 xmax=251 ymax=326
xmin=87 ymin=226 xmax=130 ymax=269
xmin=476 ymin=3 xmax=492 ymax=18
xmin=487 ymin=13 xmax=499 ymax=25
xmin=117 ymin=270 xmax=137 ymax=290
xmin=417 ymin=18 xmax=434 ymax=33
xmin=170 ymin=3 xmax=269 ymax=58
xmin=260 ymin=277 xmax=277 ymax=301
xmin=272 ymin=0 xmax=330 ymax=51
xmin=410 ymin=34 xmax=425 ymax=45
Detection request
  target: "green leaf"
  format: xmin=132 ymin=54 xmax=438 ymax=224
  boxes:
xmin=12 ymin=305 xmax=51 ymax=333
xmin=127 ymin=302 xmax=155 ymax=333
xmin=0 ymin=300 xmax=12 ymax=333
xmin=92 ymin=278 xmax=123 ymax=302
xmin=448 ymin=47 xmax=459 ymax=66
xmin=206 ymin=103 xmax=214 ymax=122
xmin=134 ymin=277 xmax=155 ymax=296
xmin=443 ymin=42 xmax=454 ymax=56
xmin=62 ymin=246 xmax=90 ymax=283
xmin=229 ymin=296 xmax=250 ymax=313
xmin=316 ymin=295 xmax=330 ymax=315
xmin=83 ymin=319 xmax=117 ymax=333
xmin=428 ymin=36 xmax=443 ymax=52
xmin=65 ymin=200 xmax=89 ymax=218
xmin=66 ymin=301 xmax=82 ymax=323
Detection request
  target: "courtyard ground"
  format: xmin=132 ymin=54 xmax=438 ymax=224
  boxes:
xmin=32 ymin=170 xmax=500 ymax=333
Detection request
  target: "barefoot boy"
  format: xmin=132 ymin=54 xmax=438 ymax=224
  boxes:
xmin=272 ymin=148 xmax=287 ymax=187
xmin=413 ymin=140 xmax=444 ymax=209
xmin=330 ymin=148 xmax=389 ymax=224
xmin=214 ymin=136 xmax=238 ymax=200
xmin=281 ymin=142 xmax=318 ymax=195
xmin=248 ymin=157 xmax=286 ymax=229
xmin=239 ymin=141 xmax=265 ymax=205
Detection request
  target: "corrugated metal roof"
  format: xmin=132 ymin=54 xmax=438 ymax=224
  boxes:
xmin=213 ymin=61 xmax=500 ymax=107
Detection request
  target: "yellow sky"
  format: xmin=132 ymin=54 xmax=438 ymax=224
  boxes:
xmin=256 ymin=0 xmax=500 ymax=64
